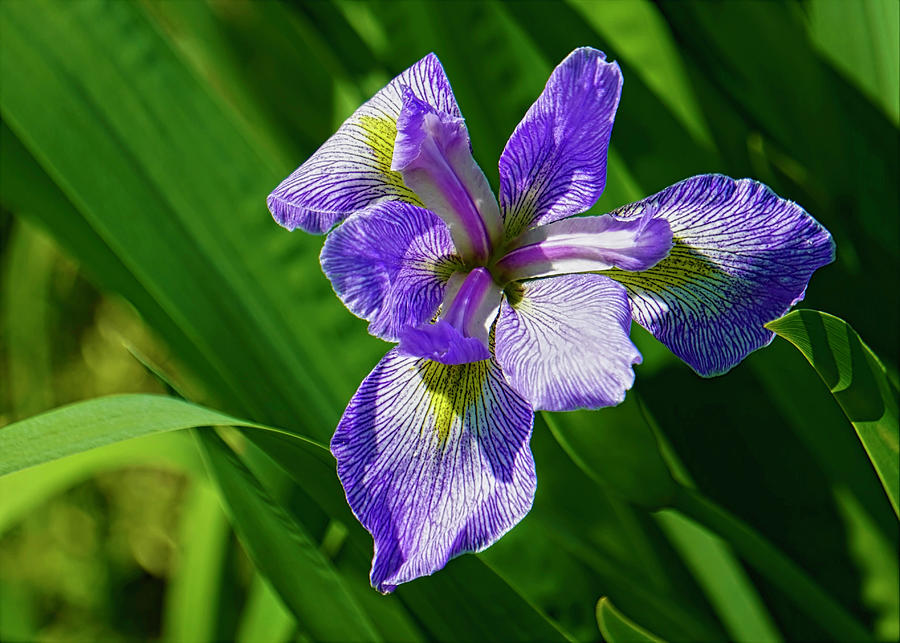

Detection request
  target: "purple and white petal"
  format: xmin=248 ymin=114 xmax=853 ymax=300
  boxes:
xmin=332 ymin=349 xmax=535 ymax=593
xmin=494 ymin=211 xmax=672 ymax=283
xmin=393 ymin=91 xmax=503 ymax=263
xmin=605 ymin=174 xmax=835 ymax=376
xmin=268 ymin=53 xmax=461 ymax=234
xmin=398 ymin=268 xmax=502 ymax=365
xmin=494 ymin=274 xmax=641 ymax=411
xmin=499 ymin=47 xmax=622 ymax=238
xmin=320 ymin=202 xmax=462 ymax=342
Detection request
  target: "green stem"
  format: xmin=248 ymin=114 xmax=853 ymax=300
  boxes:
xmin=672 ymin=486 xmax=872 ymax=642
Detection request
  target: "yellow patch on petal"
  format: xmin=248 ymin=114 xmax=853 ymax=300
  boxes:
xmin=358 ymin=115 xmax=424 ymax=206
xmin=419 ymin=359 xmax=490 ymax=445
xmin=604 ymin=238 xmax=736 ymax=320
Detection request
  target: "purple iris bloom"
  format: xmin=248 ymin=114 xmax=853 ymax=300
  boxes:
xmin=267 ymin=48 xmax=834 ymax=592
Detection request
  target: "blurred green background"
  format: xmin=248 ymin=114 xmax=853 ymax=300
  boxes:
xmin=1 ymin=0 xmax=897 ymax=641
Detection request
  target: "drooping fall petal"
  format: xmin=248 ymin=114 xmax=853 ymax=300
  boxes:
xmin=332 ymin=349 xmax=536 ymax=592
xmin=605 ymin=174 xmax=835 ymax=376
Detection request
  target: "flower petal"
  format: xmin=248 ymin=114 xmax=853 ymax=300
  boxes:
xmin=494 ymin=210 xmax=672 ymax=283
xmin=494 ymin=274 xmax=641 ymax=411
xmin=332 ymin=349 xmax=536 ymax=593
xmin=398 ymin=268 xmax=501 ymax=365
xmin=267 ymin=53 xmax=461 ymax=234
xmin=393 ymin=90 xmax=503 ymax=263
xmin=605 ymin=174 xmax=836 ymax=376
xmin=499 ymin=47 xmax=622 ymax=238
xmin=320 ymin=202 xmax=462 ymax=341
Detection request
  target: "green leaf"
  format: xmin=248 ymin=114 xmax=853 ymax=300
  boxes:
xmin=235 ymin=574 xmax=295 ymax=643
xmin=808 ymin=0 xmax=900 ymax=125
xmin=766 ymin=310 xmax=900 ymax=518
xmin=655 ymin=511 xmax=782 ymax=642
xmin=0 ymin=0 xmax=382 ymax=437
xmin=596 ymin=597 xmax=666 ymax=643
xmin=194 ymin=430 xmax=381 ymax=642
xmin=542 ymin=395 xmax=677 ymax=509
xmin=162 ymin=480 xmax=231 ymax=643
xmin=0 ymin=393 xmax=319 ymax=477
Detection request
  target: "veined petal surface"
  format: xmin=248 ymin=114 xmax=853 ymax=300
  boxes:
xmin=605 ymin=174 xmax=835 ymax=376
xmin=267 ymin=53 xmax=461 ymax=234
xmin=393 ymin=91 xmax=503 ymax=262
xmin=494 ymin=274 xmax=641 ymax=411
xmin=320 ymin=202 xmax=462 ymax=342
xmin=332 ymin=349 xmax=536 ymax=593
xmin=499 ymin=47 xmax=622 ymax=239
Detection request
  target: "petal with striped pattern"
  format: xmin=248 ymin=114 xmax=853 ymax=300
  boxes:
xmin=267 ymin=53 xmax=461 ymax=234
xmin=494 ymin=274 xmax=641 ymax=411
xmin=320 ymin=202 xmax=462 ymax=342
xmin=331 ymin=349 xmax=535 ymax=593
xmin=499 ymin=47 xmax=622 ymax=238
xmin=604 ymin=174 xmax=835 ymax=376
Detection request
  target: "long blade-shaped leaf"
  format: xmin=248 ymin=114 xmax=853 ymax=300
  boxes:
xmin=766 ymin=310 xmax=899 ymax=518
xmin=194 ymin=430 xmax=380 ymax=641
xmin=596 ymin=597 xmax=666 ymax=643
xmin=0 ymin=394 xmax=317 ymax=477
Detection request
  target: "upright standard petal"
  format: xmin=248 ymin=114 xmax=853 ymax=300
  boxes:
xmin=392 ymin=90 xmax=503 ymax=263
xmin=494 ymin=274 xmax=641 ymax=411
xmin=494 ymin=211 xmax=672 ymax=283
xmin=332 ymin=349 xmax=536 ymax=593
xmin=499 ymin=47 xmax=622 ymax=239
xmin=267 ymin=53 xmax=461 ymax=234
xmin=605 ymin=174 xmax=835 ymax=376
xmin=320 ymin=202 xmax=462 ymax=341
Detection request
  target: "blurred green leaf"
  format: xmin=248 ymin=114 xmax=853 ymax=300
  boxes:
xmin=2 ymin=220 xmax=55 ymax=419
xmin=766 ymin=310 xmax=899 ymax=518
xmin=162 ymin=480 xmax=230 ymax=643
xmin=0 ymin=431 xmax=198 ymax=534
xmin=596 ymin=597 xmax=665 ymax=643
xmin=194 ymin=430 xmax=380 ymax=642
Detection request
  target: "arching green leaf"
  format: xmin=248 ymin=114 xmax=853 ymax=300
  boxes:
xmin=766 ymin=310 xmax=899 ymax=518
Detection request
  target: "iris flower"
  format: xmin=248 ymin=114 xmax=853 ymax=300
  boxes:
xmin=267 ymin=48 xmax=834 ymax=592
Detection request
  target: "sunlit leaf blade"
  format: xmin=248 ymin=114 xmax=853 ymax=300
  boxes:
xmin=808 ymin=0 xmax=900 ymax=125
xmin=766 ymin=310 xmax=899 ymax=518
xmin=596 ymin=597 xmax=666 ymax=643
xmin=235 ymin=574 xmax=295 ymax=643
xmin=194 ymin=430 xmax=381 ymax=642
xmin=0 ymin=0 xmax=382 ymax=437
xmin=656 ymin=512 xmax=782 ymax=643
xmin=0 ymin=394 xmax=316 ymax=477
